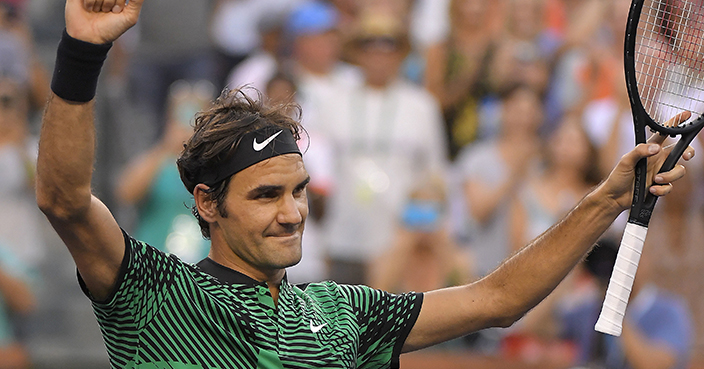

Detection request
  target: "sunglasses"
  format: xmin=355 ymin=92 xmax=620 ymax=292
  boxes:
xmin=357 ymin=37 xmax=401 ymax=53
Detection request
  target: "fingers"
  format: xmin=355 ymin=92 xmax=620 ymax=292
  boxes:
xmin=666 ymin=144 xmax=697 ymax=161
xmin=652 ymin=163 xmax=686 ymax=185
xmin=649 ymin=155 xmax=690 ymax=196
xmin=621 ymin=143 xmax=661 ymax=168
xmin=83 ymin=0 xmax=126 ymax=13
xmin=683 ymin=145 xmax=695 ymax=161
xmin=648 ymin=163 xmax=683 ymax=196
xmin=649 ymin=183 xmax=673 ymax=196
xmin=125 ymin=0 xmax=144 ymax=13
xmin=627 ymin=140 xmax=696 ymax=169
xmin=647 ymin=111 xmax=692 ymax=145
xmin=665 ymin=111 xmax=692 ymax=127
xmin=660 ymin=142 xmax=696 ymax=161
xmin=623 ymin=143 xmax=692 ymax=196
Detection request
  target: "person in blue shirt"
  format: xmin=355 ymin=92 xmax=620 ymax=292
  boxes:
xmin=561 ymin=239 xmax=693 ymax=369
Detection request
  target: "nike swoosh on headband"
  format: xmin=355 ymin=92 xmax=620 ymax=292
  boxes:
xmin=253 ymin=130 xmax=283 ymax=151
xmin=195 ymin=126 xmax=301 ymax=186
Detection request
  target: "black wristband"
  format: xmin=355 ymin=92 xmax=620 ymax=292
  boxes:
xmin=51 ymin=29 xmax=113 ymax=102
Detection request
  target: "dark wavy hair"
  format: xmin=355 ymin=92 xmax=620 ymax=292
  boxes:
xmin=177 ymin=88 xmax=303 ymax=239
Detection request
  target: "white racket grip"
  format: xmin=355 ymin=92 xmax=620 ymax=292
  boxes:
xmin=594 ymin=222 xmax=648 ymax=336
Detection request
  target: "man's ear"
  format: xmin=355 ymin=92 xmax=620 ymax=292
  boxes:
xmin=194 ymin=184 xmax=218 ymax=222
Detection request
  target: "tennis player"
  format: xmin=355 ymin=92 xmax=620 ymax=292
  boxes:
xmin=36 ymin=0 xmax=695 ymax=368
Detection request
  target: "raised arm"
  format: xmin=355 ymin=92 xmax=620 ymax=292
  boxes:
xmin=403 ymin=122 xmax=695 ymax=352
xmin=35 ymin=0 xmax=143 ymax=301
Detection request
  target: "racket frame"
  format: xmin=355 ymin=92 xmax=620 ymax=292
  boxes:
xmin=624 ymin=0 xmax=704 ymax=227
xmin=596 ymin=0 xmax=704 ymax=336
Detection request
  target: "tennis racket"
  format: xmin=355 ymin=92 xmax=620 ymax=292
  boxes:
xmin=595 ymin=0 xmax=704 ymax=336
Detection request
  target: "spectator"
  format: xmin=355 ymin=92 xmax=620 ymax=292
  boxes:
xmin=116 ymin=80 xmax=215 ymax=263
xmin=500 ymin=112 xmax=602 ymax=364
xmin=211 ymin=0 xmax=301 ymax=90
xmin=283 ymin=0 xmax=362 ymax=111
xmin=0 ymin=3 xmax=50 ymax=115
xmin=450 ymin=84 xmax=543 ymax=354
xmin=313 ymin=12 xmax=448 ymax=284
xmin=0 ymin=76 xmax=45 ymax=270
xmin=226 ymin=14 xmax=287 ymax=99
xmin=543 ymin=0 xmax=610 ymax=128
xmin=0 ymin=242 xmax=36 ymax=369
xmin=424 ymin=0 xmax=505 ymax=158
xmin=369 ymin=174 xmax=473 ymax=293
xmin=488 ymin=0 xmax=550 ymax=99
xmin=560 ymin=240 xmax=694 ymax=369
xmin=275 ymin=2 xmax=363 ymax=192
xmin=278 ymin=1 xmax=365 ymax=283
xmin=265 ymin=72 xmax=297 ymax=107
xmin=454 ymin=84 xmax=542 ymax=278
xmin=508 ymin=110 xmax=601 ymax=252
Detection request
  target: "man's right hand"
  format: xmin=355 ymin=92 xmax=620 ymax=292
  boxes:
xmin=65 ymin=0 xmax=144 ymax=44
xmin=596 ymin=112 xmax=695 ymax=216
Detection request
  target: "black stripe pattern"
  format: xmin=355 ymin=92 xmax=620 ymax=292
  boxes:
xmin=83 ymin=234 xmax=423 ymax=368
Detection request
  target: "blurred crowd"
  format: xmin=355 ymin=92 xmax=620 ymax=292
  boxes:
xmin=2 ymin=0 xmax=704 ymax=368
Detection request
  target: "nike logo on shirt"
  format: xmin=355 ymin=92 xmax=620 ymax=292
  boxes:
xmin=253 ymin=130 xmax=283 ymax=151
xmin=310 ymin=321 xmax=327 ymax=333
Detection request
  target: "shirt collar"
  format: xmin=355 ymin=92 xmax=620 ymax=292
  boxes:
xmin=196 ymin=258 xmax=288 ymax=287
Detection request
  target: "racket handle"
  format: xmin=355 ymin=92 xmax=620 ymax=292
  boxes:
xmin=594 ymin=222 xmax=648 ymax=336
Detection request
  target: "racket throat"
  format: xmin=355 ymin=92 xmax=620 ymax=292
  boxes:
xmin=627 ymin=157 xmax=656 ymax=227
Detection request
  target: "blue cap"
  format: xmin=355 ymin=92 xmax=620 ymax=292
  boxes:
xmin=286 ymin=1 xmax=338 ymax=37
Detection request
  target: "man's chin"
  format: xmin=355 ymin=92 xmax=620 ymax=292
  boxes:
xmin=274 ymin=246 xmax=303 ymax=270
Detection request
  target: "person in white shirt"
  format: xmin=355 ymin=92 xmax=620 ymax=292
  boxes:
xmin=310 ymin=12 xmax=449 ymax=284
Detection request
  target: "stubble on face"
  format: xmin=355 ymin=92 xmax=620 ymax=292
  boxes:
xmin=209 ymin=154 xmax=309 ymax=281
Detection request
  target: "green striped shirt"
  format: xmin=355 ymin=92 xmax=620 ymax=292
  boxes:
xmin=79 ymin=231 xmax=423 ymax=368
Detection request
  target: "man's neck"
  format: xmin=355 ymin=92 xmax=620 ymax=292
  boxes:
xmin=207 ymin=245 xmax=286 ymax=286
xmin=199 ymin=256 xmax=284 ymax=307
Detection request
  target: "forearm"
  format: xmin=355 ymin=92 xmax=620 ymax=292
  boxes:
xmin=482 ymin=189 xmax=619 ymax=322
xmin=36 ymin=94 xmax=96 ymax=218
xmin=405 ymin=135 xmax=694 ymax=353
xmin=405 ymin=188 xmax=621 ymax=351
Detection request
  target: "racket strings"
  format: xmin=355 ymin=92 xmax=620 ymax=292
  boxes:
xmin=635 ymin=0 xmax=704 ymax=126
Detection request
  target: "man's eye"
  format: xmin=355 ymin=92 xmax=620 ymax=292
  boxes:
xmin=256 ymin=192 xmax=278 ymax=199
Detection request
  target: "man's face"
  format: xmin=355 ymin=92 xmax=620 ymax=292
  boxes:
xmin=295 ymin=31 xmax=341 ymax=75
xmin=211 ymin=153 xmax=310 ymax=278
xmin=356 ymin=37 xmax=405 ymax=87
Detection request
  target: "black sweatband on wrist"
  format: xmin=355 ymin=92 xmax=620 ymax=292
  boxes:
xmin=51 ymin=29 xmax=113 ymax=102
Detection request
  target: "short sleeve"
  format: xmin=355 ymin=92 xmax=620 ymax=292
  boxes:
xmin=77 ymin=230 xmax=180 ymax=328
xmin=340 ymin=285 xmax=423 ymax=369
xmin=77 ymin=230 xmax=191 ymax=366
